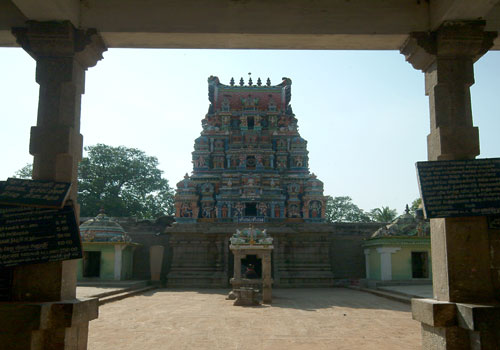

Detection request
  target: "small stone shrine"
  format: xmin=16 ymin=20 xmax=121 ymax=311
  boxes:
xmin=78 ymin=210 xmax=139 ymax=280
xmin=229 ymin=226 xmax=273 ymax=304
xmin=363 ymin=206 xmax=431 ymax=284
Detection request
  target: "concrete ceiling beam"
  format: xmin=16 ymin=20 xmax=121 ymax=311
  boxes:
xmin=11 ymin=0 xmax=80 ymax=27
xmin=80 ymin=0 xmax=429 ymax=48
xmin=430 ymin=0 xmax=500 ymax=29
xmin=1 ymin=0 xmax=500 ymax=50
xmin=0 ymin=0 xmax=26 ymax=46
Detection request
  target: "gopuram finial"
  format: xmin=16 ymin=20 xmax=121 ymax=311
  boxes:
xmin=239 ymin=77 xmax=244 ymax=86
xmin=230 ymin=77 xmax=235 ymax=86
xmin=266 ymin=77 xmax=271 ymax=86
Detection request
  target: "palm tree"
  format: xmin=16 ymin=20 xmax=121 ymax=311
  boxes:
xmin=370 ymin=206 xmax=398 ymax=222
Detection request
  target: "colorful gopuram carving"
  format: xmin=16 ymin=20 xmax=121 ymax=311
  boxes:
xmin=174 ymin=76 xmax=326 ymax=223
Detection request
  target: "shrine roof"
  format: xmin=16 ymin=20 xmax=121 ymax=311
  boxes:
xmin=208 ymin=75 xmax=292 ymax=111
xmin=80 ymin=210 xmax=133 ymax=243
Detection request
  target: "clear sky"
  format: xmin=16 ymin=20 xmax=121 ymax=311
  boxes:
xmin=1 ymin=48 xmax=499 ymax=214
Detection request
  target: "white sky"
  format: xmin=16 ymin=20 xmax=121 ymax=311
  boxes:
xmin=1 ymin=48 xmax=499 ymax=214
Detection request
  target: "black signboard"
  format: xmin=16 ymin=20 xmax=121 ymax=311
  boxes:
xmin=416 ymin=158 xmax=500 ymax=219
xmin=0 ymin=206 xmax=82 ymax=268
xmin=0 ymin=178 xmax=71 ymax=209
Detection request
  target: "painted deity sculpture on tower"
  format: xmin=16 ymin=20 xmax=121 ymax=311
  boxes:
xmin=174 ymin=76 xmax=326 ymax=223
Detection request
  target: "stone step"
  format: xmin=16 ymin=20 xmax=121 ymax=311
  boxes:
xmin=78 ymin=280 xmax=149 ymax=288
xmin=98 ymin=286 xmax=157 ymax=305
xmin=346 ymin=286 xmax=411 ymax=304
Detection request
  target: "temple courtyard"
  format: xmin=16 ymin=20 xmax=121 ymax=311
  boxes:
xmin=87 ymin=288 xmax=421 ymax=350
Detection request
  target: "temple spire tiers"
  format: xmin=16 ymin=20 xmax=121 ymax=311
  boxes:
xmin=401 ymin=21 xmax=500 ymax=350
xmin=1 ymin=21 xmax=106 ymax=350
xmin=175 ymin=75 xmax=326 ymax=224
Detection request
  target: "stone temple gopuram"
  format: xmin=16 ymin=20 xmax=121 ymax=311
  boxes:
xmin=174 ymin=75 xmax=326 ymax=223
xmin=164 ymin=76 xmax=379 ymax=288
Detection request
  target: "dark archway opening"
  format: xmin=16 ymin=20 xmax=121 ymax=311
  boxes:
xmin=411 ymin=252 xmax=429 ymax=278
xmin=241 ymin=254 xmax=262 ymax=278
xmin=83 ymin=251 xmax=101 ymax=278
xmin=245 ymin=203 xmax=257 ymax=216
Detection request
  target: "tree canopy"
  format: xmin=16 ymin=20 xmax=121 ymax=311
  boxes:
xmin=14 ymin=144 xmax=174 ymax=219
xmin=410 ymin=198 xmax=422 ymax=215
xmin=14 ymin=163 xmax=32 ymax=179
xmin=369 ymin=206 xmax=398 ymax=222
xmin=325 ymin=196 xmax=372 ymax=223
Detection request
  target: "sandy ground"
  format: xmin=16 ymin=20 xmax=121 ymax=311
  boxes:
xmin=88 ymin=288 xmax=421 ymax=350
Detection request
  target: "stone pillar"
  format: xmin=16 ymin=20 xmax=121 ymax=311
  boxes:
xmin=149 ymin=245 xmax=164 ymax=282
xmin=401 ymin=20 xmax=500 ymax=349
xmin=233 ymin=251 xmax=242 ymax=279
xmin=364 ymin=249 xmax=371 ymax=279
xmin=114 ymin=245 xmax=124 ymax=281
xmin=377 ymin=247 xmax=400 ymax=281
xmin=262 ymin=253 xmax=272 ymax=303
xmin=0 ymin=21 xmax=106 ymax=350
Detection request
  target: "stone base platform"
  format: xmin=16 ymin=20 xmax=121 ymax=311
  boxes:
xmin=163 ymin=222 xmax=380 ymax=288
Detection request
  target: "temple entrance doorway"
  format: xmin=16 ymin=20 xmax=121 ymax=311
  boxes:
xmin=83 ymin=251 xmax=101 ymax=278
xmin=245 ymin=203 xmax=257 ymax=216
xmin=411 ymin=251 xmax=429 ymax=279
xmin=241 ymin=254 xmax=262 ymax=278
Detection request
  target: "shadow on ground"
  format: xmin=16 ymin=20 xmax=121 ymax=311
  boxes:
xmin=138 ymin=287 xmax=411 ymax=312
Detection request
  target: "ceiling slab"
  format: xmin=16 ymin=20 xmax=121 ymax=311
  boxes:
xmin=81 ymin=0 xmax=428 ymax=49
xmin=1 ymin=0 xmax=500 ymax=50
xmin=11 ymin=0 xmax=79 ymax=26
xmin=100 ymin=32 xmax=409 ymax=50
xmin=431 ymin=0 xmax=500 ymax=29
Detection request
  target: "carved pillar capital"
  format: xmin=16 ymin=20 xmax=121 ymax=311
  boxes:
xmin=12 ymin=21 xmax=106 ymax=70
xmin=400 ymin=20 xmax=497 ymax=72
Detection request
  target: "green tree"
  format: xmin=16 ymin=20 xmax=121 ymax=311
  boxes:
xmin=14 ymin=144 xmax=174 ymax=219
xmin=369 ymin=206 xmax=398 ymax=222
xmin=410 ymin=198 xmax=422 ymax=215
xmin=78 ymin=144 xmax=174 ymax=218
xmin=13 ymin=163 xmax=32 ymax=179
xmin=325 ymin=195 xmax=372 ymax=223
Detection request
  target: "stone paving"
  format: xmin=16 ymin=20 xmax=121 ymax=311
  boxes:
xmin=88 ymin=288 xmax=421 ymax=350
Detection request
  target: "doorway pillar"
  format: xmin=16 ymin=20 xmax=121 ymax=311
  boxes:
xmin=364 ymin=249 xmax=371 ymax=279
xmin=401 ymin=20 xmax=499 ymax=349
xmin=261 ymin=252 xmax=272 ymax=303
xmin=377 ymin=247 xmax=400 ymax=281
xmin=0 ymin=21 xmax=106 ymax=350
xmin=114 ymin=245 xmax=125 ymax=281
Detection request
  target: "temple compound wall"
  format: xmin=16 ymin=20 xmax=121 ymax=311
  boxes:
xmin=164 ymin=222 xmax=382 ymax=287
xmin=87 ymin=218 xmax=382 ymax=286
